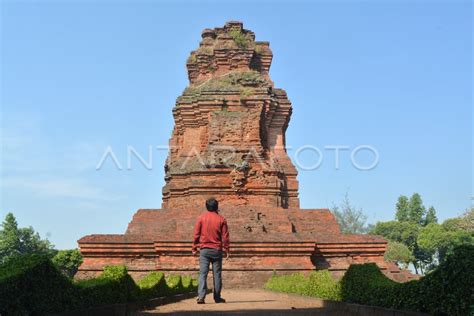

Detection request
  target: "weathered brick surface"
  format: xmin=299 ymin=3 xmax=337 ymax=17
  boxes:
xmin=78 ymin=207 xmax=415 ymax=285
xmin=162 ymin=21 xmax=298 ymax=209
xmin=77 ymin=21 xmax=416 ymax=286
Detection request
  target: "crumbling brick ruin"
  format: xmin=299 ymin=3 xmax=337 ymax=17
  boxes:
xmin=77 ymin=22 xmax=416 ymax=286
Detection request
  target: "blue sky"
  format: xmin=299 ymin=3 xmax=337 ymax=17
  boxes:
xmin=1 ymin=1 xmax=472 ymax=249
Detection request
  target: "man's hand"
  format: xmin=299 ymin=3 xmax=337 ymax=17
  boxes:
xmin=192 ymin=250 xmax=197 ymax=256
xmin=224 ymin=252 xmax=230 ymax=260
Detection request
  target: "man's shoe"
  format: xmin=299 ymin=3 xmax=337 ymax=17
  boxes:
xmin=197 ymin=298 xmax=205 ymax=304
xmin=214 ymin=298 xmax=226 ymax=303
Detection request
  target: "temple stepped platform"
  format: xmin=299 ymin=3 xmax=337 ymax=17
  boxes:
xmin=78 ymin=208 xmax=415 ymax=286
xmin=77 ymin=21 xmax=417 ymax=286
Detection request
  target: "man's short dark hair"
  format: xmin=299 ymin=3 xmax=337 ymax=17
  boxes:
xmin=206 ymin=198 xmax=218 ymax=212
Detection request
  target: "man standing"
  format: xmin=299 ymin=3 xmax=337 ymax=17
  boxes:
xmin=192 ymin=198 xmax=230 ymax=304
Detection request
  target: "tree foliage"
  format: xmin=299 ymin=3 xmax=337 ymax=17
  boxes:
xmin=371 ymin=220 xmax=419 ymax=249
xmin=442 ymin=208 xmax=474 ymax=232
xmin=0 ymin=213 xmax=55 ymax=264
xmin=52 ymin=249 xmax=83 ymax=278
xmin=424 ymin=206 xmax=438 ymax=225
xmin=373 ymin=194 xmax=473 ymax=273
xmin=384 ymin=241 xmax=414 ymax=268
xmin=418 ymin=222 xmax=473 ymax=264
xmin=395 ymin=193 xmax=437 ymax=226
xmin=408 ymin=193 xmax=426 ymax=225
xmin=395 ymin=195 xmax=410 ymax=222
xmin=331 ymin=193 xmax=369 ymax=234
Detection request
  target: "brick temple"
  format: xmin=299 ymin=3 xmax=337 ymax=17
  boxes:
xmin=77 ymin=22 xmax=414 ymax=286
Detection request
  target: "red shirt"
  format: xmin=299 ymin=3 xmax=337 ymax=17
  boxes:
xmin=192 ymin=211 xmax=230 ymax=253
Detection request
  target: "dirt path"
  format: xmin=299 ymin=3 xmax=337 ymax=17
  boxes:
xmin=134 ymin=289 xmax=354 ymax=315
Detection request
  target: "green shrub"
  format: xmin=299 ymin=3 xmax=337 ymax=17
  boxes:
xmin=415 ymin=244 xmax=474 ymax=315
xmin=76 ymin=277 xmax=126 ymax=307
xmin=0 ymin=254 xmax=200 ymax=314
xmin=0 ymin=254 xmax=78 ymax=315
xmin=240 ymin=87 xmax=253 ymax=99
xmin=392 ymin=279 xmax=424 ymax=312
xmin=341 ymin=245 xmax=474 ymax=315
xmin=165 ymin=274 xmax=183 ymax=295
xmin=265 ymin=246 xmax=473 ymax=314
xmin=74 ymin=265 xmax=139 ymax=308
xmin=264 ymin=270 xmax=341 ymax=301
xmin=101 ymin=265 xmax=127 ymax=280
xmin=137 ymin=272 xmax=167 ymax=299
xmin=100 ymin=265 xmax=140 ymax=301
xmin=181 ymin=275 xmax=194 ymax=291
xmin=264 ymin=272 xmax=309 ymax=295
xmin=305 ymin=270 xmax=341 ymax=301
xmin=137 ymin=272 xmax=197 ymax=298
xmin=184 ymin=71 xmax=266 ymax=96
xmin=52 ymin=249 xmax=83 ymax=278
xmin=228 ymin=29 xmax=248 ymax=48
xmin=187 ymin=54 xmax=197 ymax=63
xmin=341 ymin=263 xmax=398 ymax=307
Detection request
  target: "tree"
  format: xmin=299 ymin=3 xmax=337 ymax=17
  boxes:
xmin=408 ymin=193 xmax=426 ymax=225
xmin=374 ymin=194 xmax=472 ymax=273
xmin=418 ymin=222 xmax=473 ymax=265
xmin=441 ymin=208 xmax=474 ymax=232
xmin=396 ymin=193 xmax=432 ymax=225
xmin=52 ymin=249 xmax=83 ymax=278
xmin=395 ymin=195 xmax=410 ymax=222
xmin=331 ymin=193 xmax=369 ymax=234
xmin=384 ymin=241 xmax=414 ymax=269
xmin=370 ymin=220 xmax=429 ymax=273
xmin=0 ymin=213 xmax=21 ymax=261
xmin=370 ymin=221 xmax=419 ymax=250
xmin=424 ymin=206 xmax=438 ymax=226
xmin=373 ymin=193 xmax=434 ymax=273
xmin=0 ymin=212 xmax=55 ymax=264
xmin=454 ymin=208 xmax=474 ymax=232
xmin=463 ymin=207 xmax=474 ymax=231
xmin=442 ymin=217 xmax=463 ymax=231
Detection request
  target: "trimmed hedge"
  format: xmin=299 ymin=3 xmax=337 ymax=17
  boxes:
xmin=341 ymin=264 xmax=400 ymax=307
xmin=0 ymin=254 xmax=79 ymax=315
xmin=76 ymin=265 xmax=140 ymax=307
xmin=100 ymin=265 xmax=140 ymax=301
xmin=165 ymin=274 xmax=184 ymax=295
xmin=137 ymin=272 xmax=167 ymax=299
xmin=76 ymin=277 xmax=126 ymax=307
xmin=264 ymin=246 xmax=473 ymax=315
xmin=417 ymin=245 xmax=474 ymax=315
xmin=341 ymin=245 xmax=473 ymax=315
xmin=305 ymin=270 xmax=341 ymax=301
xmin=181 ymin=275 xmax=196 ymax=291
xmin=264 ymin=270 xmax=340 ymax=301
xmin=0 ymin=255 xmax=198 ymax=315
xmin=264 ymin=272 xmax=309 ymax=296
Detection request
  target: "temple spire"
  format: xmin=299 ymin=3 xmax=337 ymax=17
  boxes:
xmin=162 ymin=21 xmax=298 ymax=209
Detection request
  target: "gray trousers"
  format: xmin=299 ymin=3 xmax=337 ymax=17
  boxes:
xmin=198 ymin=248 xmax=223 ymax=300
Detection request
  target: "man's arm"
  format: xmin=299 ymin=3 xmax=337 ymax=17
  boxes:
xmin=192 ymin=217 xmax=202 ymax=254
xmin=222 ymin=219 xmax=230 ymax=257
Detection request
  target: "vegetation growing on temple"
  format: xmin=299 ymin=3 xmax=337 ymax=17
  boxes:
xmin=183 ymin=71 xmax=267 ymax=95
